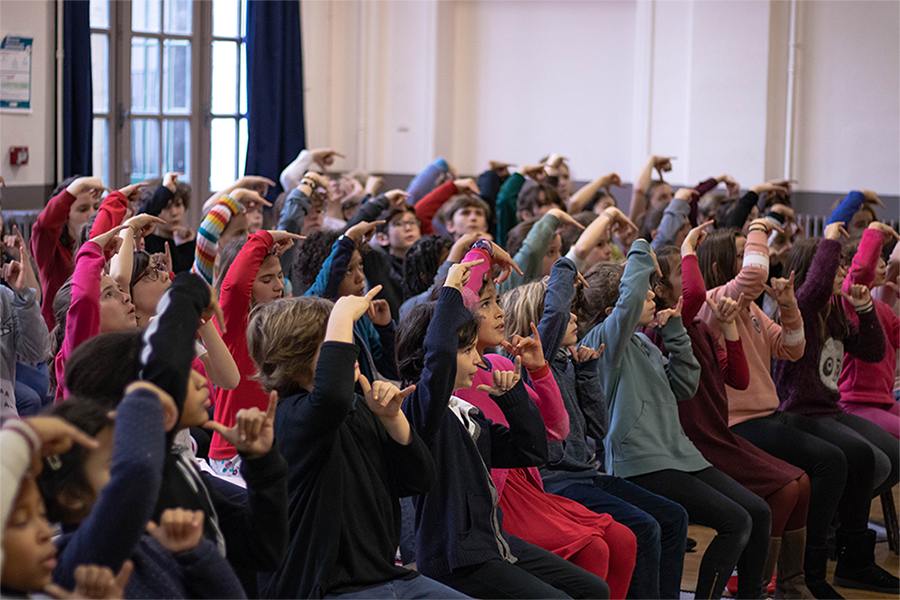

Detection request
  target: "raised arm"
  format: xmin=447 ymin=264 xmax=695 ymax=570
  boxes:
xmin=407 ymin=157 xmax=450 ymax=205
xmin=794 ymin=231 xmax=842 ymax=316
xmin=827 ymin=190 xmax=865 ymax=226
xmin=657 ymin=314 xmax=701 ymax=401
xmin=193 ymin=195 xmax=245 ymax=285
xmin=651 ymin=191 xmax=692 ymax=251
xmin=414 ymin=180 xmax=460 ymax=236
xmin=680 ymin=221 xmax=713 ymax=323
xmin=500 ymin=210 xmax=563 ymax=292
xmin=567 ymin=172 xmax=624 ymax=214
xmin=538 ymin=257 xmax=578 ymax=361
xmin=220 ymin=230 xmax=273 ymax=345
xmin=629 ymin=155 xmax=673 ymax=222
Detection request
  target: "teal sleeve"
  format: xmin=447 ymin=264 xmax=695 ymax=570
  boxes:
xmin=499 ymin=212 xmax=560 ymax=293
xmin=496 ymin=173 xmax=526 ymax=248
xmin=658 ymin=316 xmax=701 ymax=401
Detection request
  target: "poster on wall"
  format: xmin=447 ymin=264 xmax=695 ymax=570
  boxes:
xmin=0 ymin=35 xmax=33 ymax=113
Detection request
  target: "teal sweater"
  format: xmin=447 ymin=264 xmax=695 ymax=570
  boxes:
xmin=499 ymin=212 xmax=560 ymax=294
xmin=579 ymin=239 xmax=707 ymax=478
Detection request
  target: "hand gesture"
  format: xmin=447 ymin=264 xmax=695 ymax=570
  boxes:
xmin=823 ymin=221 xmax=849 ymax=241
xmin=358 ymin=374 xmax=415 ymax=420
xmin=453 ymin=178 xmax=481 ymax=196
xmin=44 ymin=561 xmax=134 ymax=600
xmin=476 ymin=356 xmax=522 ymax=396
xmin=236 ymin=175 xmax=277 ymax=198
xmin=384 ymin=189 xmax=411 ymax=209
xmin=489 ymin=161 xmax=515 ymax=178
xmin=545 ymin=153 xmax=567 ymax=169
xmin=90 ymin=225 xmax=129 ymax=258
xmin=203 ymin=392 xmax=276 ymax=458
xmin=704 ymin=294 xmax=744 ymax=324
xmin=231 ymin=188 xmax=273 ymax=212
xmin=763 ymin=271 xmax=797 ymax=308
xmin=751 ymin=181 xmax=790 ymax=198
xmin=365 ymin=175 xmax=384 ymax=196
xmin=674 ymin=187 xmax=700 ymax=202
xmin=345 ymin=220 xmax=385 ymax=244
xmin=653 ymin=156 xmax=675 ymax=180
xmin=125 ymin=381 xmax=179 ymax=432
xmin=173 ymin=226 xmax=195 ymax=245
xmin=489 ymin=244 xmax=524 ymax=284
xmin=653 ymin=296 xmax=683 ymax=328
xmin=200 ymin=285 xmax=226 ymax=333
xmin=649 ymin=245 xmax=663 ymax=278
xmin=867 ymin=221 xmax=900 ymax=244
xmin=599 ymin=173 xmax=625 ymax=192
xmin=163 ymin=172 xmax=182 ymax=192
xmin=1 ymin=260 xmax=25 ymax=294
xmin=682 ymin=220 xmax=715 ymax=255
xmin=749 ymin=217 xmax=783 ymax=237
xmin=602 ymin=207 xmax=638 ymax=237
xmin=118 ymin=182 xmax=149 ymax=204
xmin=300 ymin=171 xmax=330 ymax=191
xmin=841 ymin=283 xmax=872 ymax=308
xmin=366 ymin=298 xmax=392 ymax=326
xmin=860 ymin=189 xmax=885 ymax=208
xmin=268 ymin=230 xmax=304 ymax=256
xmin=146 ymin=508 xmax=205 ymax=554
xmin=21 ymin=416 xmax=98 ymax=476
xmin=500 ymin=323 xmax=545 ymax=371
xmin=720 ymin=175 xmax=741 ymax=199
xmin=567 ymin=344 xmax=604 ymax=363
xmin=124 ymin=214 xmax=166 ymax=240
xmin=310 ymin=148 xmax=346 ymax=172
xmin=449 ymin=232 xmax=483 ymax=262
xmin=546 ymin=208 xmax=586 ymax=230
xmin=520 ymin=164 xmax=548 ymax=181
xmin=149 ymin=241 xmax=173 ymax=274
xmin=445 ymin=258 xmax=484 ymax=290
xmin=2 ymin=224 xmax=26 ymax=260
xmin=332 ymin=286 xmax=383 ymax=324
xmin=67 ymin=177 xmax=109 ymax=197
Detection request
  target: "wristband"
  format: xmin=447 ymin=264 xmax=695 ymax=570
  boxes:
xmin=472 ymin=239 xmax=494 ymax=257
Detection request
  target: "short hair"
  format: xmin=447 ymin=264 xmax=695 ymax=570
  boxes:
xmin=395 ymin=300 xmax=479 ymax=386
xmin=139 ymin=177 xmax=192 ymax=210
xmin=500 ymin=279 xmax=548 ymax=342
xmin=403 ymin=234 xmax=452 ymax=297
xmin=65 ymin=331 xmax=144 ymax=408
xmin=577 ymin=262 xmax=625 ymax=338
xmin=246 ymin=296 xmax=334 ymax=396
xmin=434 ymin=194 xmax=489 ymax=230
xmin=293 ymin=229 xmax=343 ymax=288
xmin=518 ymin=184 xmax=562 ymax=216
xmin=378 ymin=204 xmax=417 ymax=235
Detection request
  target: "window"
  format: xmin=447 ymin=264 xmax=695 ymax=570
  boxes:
xmin=90 ymin=0 xmax=247 ymax=215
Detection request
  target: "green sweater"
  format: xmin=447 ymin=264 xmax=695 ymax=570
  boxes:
xmin=579 ymin=239 xmax=707 ymax=478
xmin=499 ymin=212 xmax=559 ymax=294
xmin=495 ymin=172 xmax=526 ymax=248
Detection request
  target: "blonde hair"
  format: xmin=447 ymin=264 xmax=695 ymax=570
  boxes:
xmin=246 ymin=296 xmax=333 ymax=395
xmin=500 ymin=278 xmax=548 ymax=342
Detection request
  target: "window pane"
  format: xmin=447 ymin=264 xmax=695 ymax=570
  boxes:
xmin=213 ymin=0 xmax=239 ymax=37
xmin=90 ymin=34 xmax=108 ymax=113
xmin=132 ymin=0 xmax=161 ymax=33
xmin=92 ymin=118 xmax=109 ymax=185
xmin=210 ymin=118 xmax=237 ymax=191
xmin=212 ymin=41 xmax=237 ymax=115
xmin=163 ymin=120 xmax=191 ymax=181
xmin=164 ymin=0 xmax=192 ymax=34
xmin=131 ymin=37 xmax=160 ymax=114
xmin=239 ymin=43 xmax=247 ymax=115
xmin=89 ymin=0 xmax=109 ymax=29
xmin=162 ymin=39 xmax=191 ymax=115
xmin=238 ymin=117 xmax=248 ymax=178
xmin=131 ymin=119 xmax=160 ymax=183
xmin=240 ymin=0 xmax=247 ymax=38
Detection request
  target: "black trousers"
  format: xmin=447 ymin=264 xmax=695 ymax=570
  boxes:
xmin=435 ymin=541 xmax=610 ymax=600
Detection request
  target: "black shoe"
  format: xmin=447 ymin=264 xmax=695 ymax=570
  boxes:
xmin=806 ymin=579 xmax=845 ymax=600
xmin=685 ymin=537 xmax=697 ymax=553
xmin=805 ymin=545 xmax=845 ymax=600
xmin=834 ymin=529 xmax=900 ymax=594
xmin=834 ymin=563 xmax=900 ymax=594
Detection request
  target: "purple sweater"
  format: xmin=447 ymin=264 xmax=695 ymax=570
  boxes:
xmin=773 ymin=238 xmax=885 ymax=418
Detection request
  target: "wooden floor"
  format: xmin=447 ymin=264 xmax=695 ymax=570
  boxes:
xmin=681 ymin=486 xmax=899 ymax=600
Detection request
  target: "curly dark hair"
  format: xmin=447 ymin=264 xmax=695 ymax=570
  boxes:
xmin=403 ymin=234 xmax=452 ymax=297
xmin=395 ymin=300 xmax=479 ymax=387
xmin=293 ymin=229 xmax=344 ymax=288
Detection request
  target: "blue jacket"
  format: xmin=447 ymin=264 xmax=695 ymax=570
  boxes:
xmin=402 ymin=287 xmax=548 ymax=578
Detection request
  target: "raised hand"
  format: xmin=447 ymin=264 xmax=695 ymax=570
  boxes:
xmin=118 ymin=182 xmax=150 ymax=204
xmin=173 ymin=226 xmax=195 ymax=245
xmin=567 ymin=344 xmax=604 ymax=363
xmin=149 ymin=241 xmax=173 ymax=274
xmin=203 ymin=391 xmax=276 ymax=458
xmin=454 ymin=178 xmax=481 ymax=196
xmin=358 ymin=374 xmax=415 ymax=420
xmin=67 ymin=176 xmax=109 ymax=197
xmin=654 ymin=296 xmax=683 ymax=328
xmin=146 ymin=508 xmax=205 ymax=554
xmin=384 ymin=189 xmax=411 ymax=209
xmin=748 ymin=217 xmax=783 ymax=237
xmin=268 ymin=230 xmax=304 ymax=256
xmin=332 ymin=285 xmax=383 ymax=324
xmin=489 ymin=161 xmax=515 ymax=178
xmin=476 ymin=356 xmax=522 ymax=396
xmin=365 ymin=175 xmax=384 ymax=196
xmin=124 ymin=214 xmax=166 ymax=240
xmin=841 ymin=283 xmax=872 ymax=308
xmin=20 ymin=416 xmax=98 ymax=476
xmin=366 ymin=298 xmax=392 ymax=326
xmin=345 ymin=220 xmax=385 ymax=245
xmin=704 ymin=294 xmax=744 ymax=324
xmin=763 ymin=270 xmax=797 ymax=308
xmin=448 ymin=232 xmax=483 ymax=263
xmin=860 ymin=189 xmax=885 ymax=208
xmin=125 ymin=381 xmax=179 ymax=432
xmin=867 ymin=221 xmax=900 ymax=244
xmin=445 ymin=258 xmax=484 ymax=290
xmin=89 ymin=224 xmax=129 ymax=258
xmin=237 ymin=175 xmax=277 ymax=198
xmin=231 ymin=188 xmax=273 ymax=212
xmin=500 ymin=323 xmax=546 ymax=371
xmin=163 ymin=172 xmax=182 ymax=192
xmin=520 ymin=164 xmax=548 ymax=181
xmin=823 ymin=221 xmax=849 ymax=241
xmin=682 ymin=220 xmax=715 ymax=255
xmin=546 ymin=208 xmax=586 ymax=230
xmin=1 ymin=261 xmax=25 ymax=293
xmin=200 ymin=285 xmax=226 ymax=333
xmin=719 ymin=175 xmax=741 ymax=199
xmin=599 ymin=172 xmax=625 ymax=192
xmin=44 ymin=560 xmax=134 ymax=600
xmin=488 ymin=244 xmax=524 ymax=284
xmin=653 ymin=156 xmax=675 ymax=180
xmin=602 ymin=206 xmax=638 ymax=237
xmin=310 ymin=148 xmax=346 ymax=172
xmin=649 ymin=245 xmax=663 ymax=278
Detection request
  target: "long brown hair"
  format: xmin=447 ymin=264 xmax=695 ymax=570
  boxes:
xmin=782 ymin=237 xmax=848 ymax=343
xmin=697 ymin=228 xmax=743 ymax=290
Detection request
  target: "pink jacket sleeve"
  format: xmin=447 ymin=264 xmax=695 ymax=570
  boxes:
xmin=843 ymin=228 xmax=881 ymax=318
xmin=761 ymin=302 xmax=805 ymax=361
xmin=525 ymin=361 xmax=569 ymax=441
xmin=720 ymin=228 xmax=769 ymax=308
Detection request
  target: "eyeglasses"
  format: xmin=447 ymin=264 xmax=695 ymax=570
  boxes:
xmin=391 ymin=219 xmax=419 ymax=230
xmin=135 ymin=262 xmax=167 ymax=284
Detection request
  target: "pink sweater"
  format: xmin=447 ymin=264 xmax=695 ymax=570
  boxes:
xmin=54 ymin=242 xmax=105 ymax=401
xmin=839 ymin=228 xmax=900 ymax=406
xmin=698 ymin=228 xmax=805 ymax=426
xmin=456 ymin=354 xmax=568 ymax=496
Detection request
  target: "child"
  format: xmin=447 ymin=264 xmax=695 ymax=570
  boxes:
xmin=141 ymin=172 xmax=196 ymax=273
xmin=501 ymin=208 xmax=583 ymax=292
xmin=503 ymin=257 xmax=689 ymax=600
xmin=246 ymin=287 xmax=462 ymax=599
xmin=579 ymin=237 xmax=755 ymax=600
xmin=564 ymin=206 xmax=636 ymax=272
xmin=415 ymin=177 xmax=485 ymax=240
xmin=208 ymin=229 xmax=299 ymax=478
xmin=396 ymin=261 xmax=610 ymax=600
xmin=365 ymin=203 xmax=420 ymax=319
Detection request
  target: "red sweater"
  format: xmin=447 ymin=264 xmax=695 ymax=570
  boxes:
xmin=209 ymin=230 xmax=273 ymax=460
xmin=414 ymin=181 xmax=458 ymax=236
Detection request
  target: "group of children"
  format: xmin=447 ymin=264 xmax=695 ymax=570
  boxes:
xmin=1 ymin=149 xmax=898 ymax=600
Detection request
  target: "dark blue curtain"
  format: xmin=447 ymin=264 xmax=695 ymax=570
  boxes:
xmin=245 ymin=0 xmax=305 ymax=201
xmin=62 ymin=0 xmax=93 ymax=178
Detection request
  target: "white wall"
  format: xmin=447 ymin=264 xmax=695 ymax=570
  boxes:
xmin=0 ymin=0 xmax=56 ymax=187
xmin=301 ymin=0 xmax=900 ymax=198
